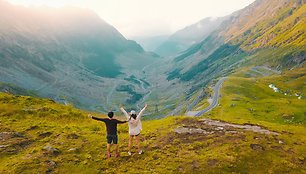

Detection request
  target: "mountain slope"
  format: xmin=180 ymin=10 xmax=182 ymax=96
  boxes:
xmin=0 ymin=1 xmax=159 ymax=111
xmin=142 ymin=0 xmax=305 ymax=116
xmin=175 ymin=0 xmax=305 ymax=82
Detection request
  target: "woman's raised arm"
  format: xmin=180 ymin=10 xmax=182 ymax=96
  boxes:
xmin=137 ymin=104 xmax=148 ymax=121
xmin=119 ymin=106 xmax=130 ymax=119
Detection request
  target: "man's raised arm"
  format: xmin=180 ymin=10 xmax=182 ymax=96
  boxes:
xmin=88 ymin=114 xmax=106 ymax=122
xmin=116 ymin=119 xmax=128 ymax=124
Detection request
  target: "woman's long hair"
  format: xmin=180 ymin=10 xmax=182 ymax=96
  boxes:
xmin=129 ymin=114 xmax=137 ymax=121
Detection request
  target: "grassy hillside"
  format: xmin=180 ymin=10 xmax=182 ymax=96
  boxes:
xmin=1 ymin=89 xmax=305 ymax=173
xmin=240 ymin=3 xmax=306 ymax=50
xmin=209 ymin=66 xmax=306 ymax=126
xmin=169 ymin=0 xmax=305 ymax=82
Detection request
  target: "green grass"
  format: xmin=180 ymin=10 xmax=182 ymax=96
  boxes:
xmin=209 ymin=66 xmax=306 ymax=125
xmin=1 ymin=87 xmax=306 ymax=173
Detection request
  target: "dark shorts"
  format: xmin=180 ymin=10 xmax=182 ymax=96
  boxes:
xmin=130 ymin=133 xmax=140 ymax=137
xmin=106 ymin=134 xmax=118 ymax=144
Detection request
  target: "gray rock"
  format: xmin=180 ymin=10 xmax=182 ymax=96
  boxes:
xmin=250 ymin=144 xmax=265 ymax=151
xmin=46 ymin=160 xmax=57 ymax=167
xmin=215 ymin=127 xmax=224 ymax=131
xmin=0 ymin=145 xmax=9 ymax=148
xmin=68 ymin=148 xmax=77 ymax=152
xmin=43 ymin=145 xmax=60 ymax=155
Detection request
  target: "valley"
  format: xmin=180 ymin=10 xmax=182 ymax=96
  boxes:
xmin=1 ymin=0 xmax=305 ymax=117
xmin=0 ymin=0 xmax=305 ymax=173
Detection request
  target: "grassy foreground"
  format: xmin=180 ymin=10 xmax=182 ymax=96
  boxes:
xmin=0 ymin=66 xmax=305 ymax=173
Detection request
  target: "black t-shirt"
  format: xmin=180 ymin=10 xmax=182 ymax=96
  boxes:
xmin=92 ymin=117 xmax=126 ymax=135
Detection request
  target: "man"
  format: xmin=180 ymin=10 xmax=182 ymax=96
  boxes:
xmin=88 ymin=112 xmax=127 ymax=158
xmin=120 ymin=104 xmax=147 ymax=155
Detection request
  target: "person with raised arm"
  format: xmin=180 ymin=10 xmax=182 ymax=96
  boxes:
xmin=88 ymin=111 xmax=127 ymax=158
xmin=120 ymin=104 xmax=148 ymax=155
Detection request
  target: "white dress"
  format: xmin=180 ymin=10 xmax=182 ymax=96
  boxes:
xmin=120 ymin=106 xmax=146 ymax=136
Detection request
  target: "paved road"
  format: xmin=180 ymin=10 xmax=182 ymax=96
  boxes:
xmin=186 ymin=77 xmax=227 ymax=116
xmin=250 ymin=66 xmax=281 ymax=76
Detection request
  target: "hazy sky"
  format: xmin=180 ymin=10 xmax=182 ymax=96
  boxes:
xmin=8 ymin=0 xmax=256 ymax=38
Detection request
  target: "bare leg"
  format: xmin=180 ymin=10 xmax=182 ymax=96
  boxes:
xmin=135 ymin=135 xmax=141 ymax=153
xmin=114 ymin=144 xmax=119 ymax=157
xmin=106 ymin=144 xmax=111 ymax=158
xmin=128 ymin=136 xmax=133 ymax=152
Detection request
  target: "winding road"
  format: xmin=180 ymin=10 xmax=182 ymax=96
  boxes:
xmin=186 ymin=77 xmax=227 ymax=116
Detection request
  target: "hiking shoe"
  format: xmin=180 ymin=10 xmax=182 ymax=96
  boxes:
xmin=114 ymin=153 xmax=120 ymax=158
xmin=128 ymin=151 xmax=132 ymax=156
xmin=138 ymin=150 xmax=143 ymax=155
xmin=106 ymin=153 xmax=111 ymax=159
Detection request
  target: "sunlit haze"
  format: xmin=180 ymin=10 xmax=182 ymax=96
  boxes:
xmin=7 ymin=0 xmax=256 ymax=38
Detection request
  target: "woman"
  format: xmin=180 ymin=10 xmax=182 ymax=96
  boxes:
xmin=120 ymin=104 xmax=148 ymax=155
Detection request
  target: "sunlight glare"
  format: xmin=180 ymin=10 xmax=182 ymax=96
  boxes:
xmin=9 ymin=0 xmax=83 ymax=8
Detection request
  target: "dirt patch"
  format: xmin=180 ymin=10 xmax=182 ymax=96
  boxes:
xmin=26 ymin=125 xmax=39 ymax=131
xmin=67 ymin=133 xmax=79 ymax=139
xmin=38 ymin=132 xmax=52 ymax=138
xmin=0 ymin=132 xmax=24 ymax=140
xmin=171 ymin=118 xmax=278 ymax=148
xmin=0 ymin=131 xmax=33 ymax=155
xmin=174 ymin=118 xmax=243 ymax=137
xmin=207 ymin=159 xmax=218 ymax=167
xmin=174 ymin=127 xmax=214 ymax=135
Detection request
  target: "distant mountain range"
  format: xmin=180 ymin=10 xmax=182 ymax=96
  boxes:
xmin=154 ymin=17 xmax=227 ymax=57
xmin=132 ymin=35 xmax=169 ymax=52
